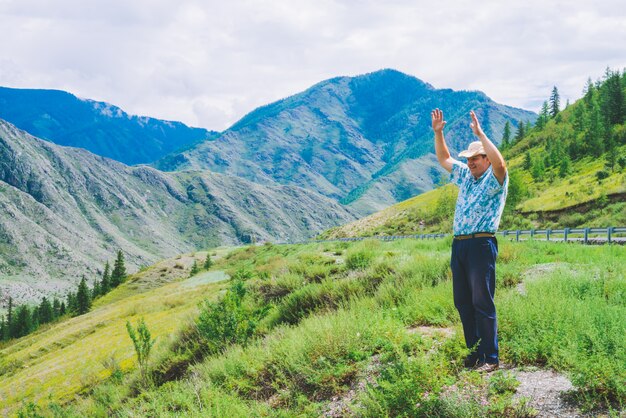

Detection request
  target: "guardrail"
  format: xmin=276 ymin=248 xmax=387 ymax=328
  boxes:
xmin=282 ymin=227 xmax=626 ymax=245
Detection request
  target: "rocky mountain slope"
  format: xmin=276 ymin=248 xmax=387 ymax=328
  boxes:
xmin=0 ymin=87 xmax=219 ymax=165
xmin=0 ymin=120 xmax=355 ymax=305
xmin=154 ymin=69 xmax=536 ymax=213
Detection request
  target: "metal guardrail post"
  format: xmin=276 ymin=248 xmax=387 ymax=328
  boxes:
xmin=584 ymin=228 xmax=589 ymax=244
xmin=547 ymin=229 xmax=551 ymax=241
xmin=530 ymin=229 xmax=535 ymax=239
xmin=608 ymin=226 xmax=613 ymax=244
xmin=564 ymin=228 xmax=569 ymax=242
xmin=516 ymin=230 xmax=520 ymax=242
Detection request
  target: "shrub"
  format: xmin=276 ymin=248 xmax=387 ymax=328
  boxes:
xmin=197 ymin=280 xmax=267 ymax=354
xmin=126 ymin=317 xmax=156 ymax=387
xmin=345 ymin=240 xmax=379 ymax=270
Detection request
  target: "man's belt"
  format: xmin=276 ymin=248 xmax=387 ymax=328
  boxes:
xmin=454 ymin=232 xmax=496 ymax=240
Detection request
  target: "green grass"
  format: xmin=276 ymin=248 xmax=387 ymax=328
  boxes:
xmin=3 ymin=239 xmax=626 ymax=417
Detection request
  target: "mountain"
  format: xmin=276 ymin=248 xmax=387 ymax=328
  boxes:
xmin=0 ymin=119 xmax=356 ymax=305
xmin=0 ymin=87 xmax=220 ymax=165
xmin=154 ymin=69 xmax=536 ymax=213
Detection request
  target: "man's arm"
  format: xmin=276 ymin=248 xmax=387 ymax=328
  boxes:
xmin=470 ymin=111 xmax=507 ymax=185
xmin=432 ymin=108 xmax=456 ymax=173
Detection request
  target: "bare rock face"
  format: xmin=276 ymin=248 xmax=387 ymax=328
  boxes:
xmin=0 ymin=120 xmax=356 ymax=305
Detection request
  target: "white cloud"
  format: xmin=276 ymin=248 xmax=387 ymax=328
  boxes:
xmin=1 ymin=0 xmax=625 ymax=130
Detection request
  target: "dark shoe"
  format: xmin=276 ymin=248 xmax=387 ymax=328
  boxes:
xmin=463 ymin=353 xmax=480 ymax=369
xmin=474 ymin=362 xmax=499 ymax=373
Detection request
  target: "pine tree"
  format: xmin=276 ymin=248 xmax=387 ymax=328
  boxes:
xmin=536 ymin=101 xmax=550 ymax=129
xmin=66 ymin=291 xmax=77 ymax=315
xmin=549 ymin=86 xmax=560 ymax=118
xmin=0 ymin=315 xmax=5 ymax=341
xmin=600 ymin=68 xmax=624 ymax=126
xmin=583 ymin=77 xmax=595 ymax=105
xmin=60 ymin=301 xmax=67 ymax=316
xmin=92 ymin=278 xmax=101 ymax=299
xmin=76 ymin=276 xmax=92 ymax=315
xmin=523 ymin=151 xmax=533 ymax=171
xmin=53 ymin=298 xmax=61 ymax=320
xmin=6 ymin=297 xmax=13 ymax=340
xmin=531 ymin=158 xmax=545 ymax=181
xmin=12 ymin=305 xmax=33 ymax=339
xmin=101 ymin=261 xmax=111 ymax=294
xmin=559 ymin=156 xmax=572 ymax=178
xmin=38 ymin=297 xmax=54 ymax=325
xmin=111 ymin=251 xmax=127 ymax=288
xmin=190 ymin=260 xmax=200 ymax=277
xmin=514 ymin=120 xmax=525 ymax=142
xmin=585 ymin=101 xmax=605 ymax=157
xmin=204 ymin=253 xmax=213 ymax=270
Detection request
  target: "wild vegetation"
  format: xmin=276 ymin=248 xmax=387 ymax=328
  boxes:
xmin=2 ymin=237 xmax=623 ymax=417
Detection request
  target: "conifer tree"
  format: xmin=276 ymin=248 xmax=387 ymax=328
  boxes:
xmin=583 ymin=77 xmax=595 ymax=105
xmin=585 ymin=101 xmax=605 ymax=157
xmin=92 ymin=278 xmax=101 ymax=299
xmin=111 ymin=251 xmax=127 ymax=288
xmin=0 ymin=315 xmax=5 ymax=341
xmin=53 ymin=298 xmax=61 ymax=319
xmin=204 ymin=253 xmax=213 ymax=270
xmin=6 ymin=297 xmax=13 ymax=340
xmin=76 ymin=276 xmax=92 ymax=315
xmin=501 ymin=121 xmax=511 ymax=148
xmin=60 ymin=301 xmax=67 ymax=316
xmin=514 ymin=120 xmax=525 ymax=142
xmin=12 ymin=305 xmax=32 ymax=339
xmin=600 ymin=69 xmax=624 ymax=126
xmin=559 ymin=156 xmax=572 ymax=178
xmin=190 ymin=260 xmax=199 ymax=277
xmin=549 ymin=86 xmax=560 ymax=118
xmin=523 ymin=151 xmax=533 ymax=171
xmin=38 ymin=297 xmax=54 ymax=325
xmin=101 ymin=261 xmax=111 ymax=294
xmin=66 ymin=291 xmax=77 ymax=315
xmin=536 ymin=101 xmax=550 ymax=129
xmin=0 ymin=315 xmax=6 ymax=341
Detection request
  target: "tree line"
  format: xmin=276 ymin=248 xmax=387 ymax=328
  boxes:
xmin=502 ymin=67 xmax=626 ymax=183
xmin=0 ymin=250 xmax=127 ymax=342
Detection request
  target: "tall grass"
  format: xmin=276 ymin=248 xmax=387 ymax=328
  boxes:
xmin=7 ymin=238 xmax=626 ymax=416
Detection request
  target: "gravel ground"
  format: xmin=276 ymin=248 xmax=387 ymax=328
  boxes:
xmin=513 ymin=368 xmax=583 ymax=417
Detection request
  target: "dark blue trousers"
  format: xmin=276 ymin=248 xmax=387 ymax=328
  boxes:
xmin=451 ymin=237 xmax=499 ymax=364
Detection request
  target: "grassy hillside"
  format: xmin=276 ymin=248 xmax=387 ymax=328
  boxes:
xmin=0 ymin=247 xmax=234 ymax=414
xmin=2 ymin=238 xmax=624 ymax=416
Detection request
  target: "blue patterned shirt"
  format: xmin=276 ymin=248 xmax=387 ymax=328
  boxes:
xmin=450 ymin=161 xmax=508 ymax=236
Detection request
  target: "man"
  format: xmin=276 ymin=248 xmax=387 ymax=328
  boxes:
xmin=431 ymin=108 xmax=508 ymax=373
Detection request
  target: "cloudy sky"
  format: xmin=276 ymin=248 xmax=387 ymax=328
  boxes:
xmin=1 ymin=0 xmax=625 ymax=130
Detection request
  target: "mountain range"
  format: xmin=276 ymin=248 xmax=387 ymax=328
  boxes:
xmin=153 ymin=69 xmax=536 ymax=213
xmin=0 ymin=69 xmax=538 ymax=303
xmin=0 ymin=119 xmax=355 ymax=305
xmin=0 ymin=87 xmax=220 ymax=165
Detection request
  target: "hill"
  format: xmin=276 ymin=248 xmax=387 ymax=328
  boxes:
xmin=0 ymin=119 xmax=356 ymax=305
xmin=1 ymin=238 xmax=623 ymax=416
xmin=0 ymin=87 xmax=220 ymax=165
xmin=153 ymin=69 xmax=536 ymax=214
xmin=322 ymin=69 xmax=626 ymax=238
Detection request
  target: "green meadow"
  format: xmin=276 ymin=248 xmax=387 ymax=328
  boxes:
xmin=2 ymin=238 xmax=624 ymax=417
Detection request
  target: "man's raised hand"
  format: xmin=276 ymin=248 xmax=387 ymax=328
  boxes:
xmin=432 ymin=108 xmax=446 ymax=133
xmin=470 ymin=111 xmax=485 ymax=137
